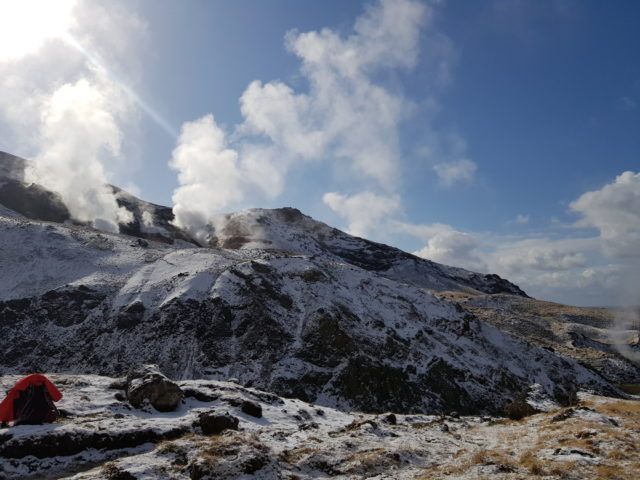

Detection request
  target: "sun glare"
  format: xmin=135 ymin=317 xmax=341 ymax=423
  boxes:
xmin=0 ymin=0 xmax=76 ymax=61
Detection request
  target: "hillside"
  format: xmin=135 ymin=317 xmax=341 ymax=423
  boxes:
xmin=1 ymin=374 xmax=638 ymax=480
xmin=0 ymin=152 xmax=622 ymax=415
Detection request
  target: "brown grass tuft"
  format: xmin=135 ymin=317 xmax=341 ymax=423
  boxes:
xmin=519 ymin=450 xmax=546 ymax=476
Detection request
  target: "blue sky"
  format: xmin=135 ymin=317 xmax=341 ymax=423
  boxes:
xmin=0 ymin=0 xmax=639 ymax=306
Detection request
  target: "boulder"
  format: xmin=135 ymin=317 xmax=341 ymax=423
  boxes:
xmin=382 ymin=413 xmax=397 ymax=425
xmin=199 ymin=411 xmax=239 ymax=435
xmin=241 ymin=400 xmax=263 ymax=418
xmin=126 ymin=364 xmax=183 ymax=412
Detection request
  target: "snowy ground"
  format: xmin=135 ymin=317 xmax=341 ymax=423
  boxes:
xmin=0 ymin=375 xmax=638 ymax=479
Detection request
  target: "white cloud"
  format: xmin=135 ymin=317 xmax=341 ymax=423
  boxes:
xmin=240 ymin=0 xmax=426 ymax=188
xmin=570 ymin=171 xmax=640 ymax=258
xmin=323 ymin=191 xmax=401 ymax=238
xmin=515 ymin=214 xmax=530 ymax=224
xmin=171 ymin=0 xmax=458 ymax=236
xmin=487 ymin=237 xmax=592 ymax=275
xmin=0 ymin=0 xmax=75 ymax=61
xmin=401 ymin=222 xmax=487 ymax=272
xmin=433 ymin=158 xmax=477 ymax=186
xmin=400 ymin=218 xmax=611 ymax=303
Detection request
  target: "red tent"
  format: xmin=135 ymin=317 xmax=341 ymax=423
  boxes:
xmin=0 ymin=374 xmax=62 ymax=423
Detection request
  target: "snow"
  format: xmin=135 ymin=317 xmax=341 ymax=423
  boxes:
xmin=0 ymin=375 xmax=635 ymax=479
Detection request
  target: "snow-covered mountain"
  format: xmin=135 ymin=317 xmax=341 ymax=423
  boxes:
xmin=0 ymin=152 xmax=620 ymax=415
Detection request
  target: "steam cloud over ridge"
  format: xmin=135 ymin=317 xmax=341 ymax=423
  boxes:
xmin=0 ymin=0 xmax=147 ymax=232
xmin=169 ymin=0 xmax=431 ymax=240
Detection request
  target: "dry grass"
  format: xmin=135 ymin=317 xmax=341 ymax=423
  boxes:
xmin=594 ymin=463 xmax=640 ymax=479
xmin=340 ymin=448 xmax=403 ymax=475
xmin=415 ymin=395 xmax=640 ymax=479
xmin=415 ymin=447 xmax=519 ymax=479
xmin=518 ymin=450 xmax=546 ymax=476
xmin=279 ymin=446 xmax=320 ymax=464
xmin=547 ymin=461 xmax=578 ymax=478
xmin=589 ymin=398 xmax=640 ymax=419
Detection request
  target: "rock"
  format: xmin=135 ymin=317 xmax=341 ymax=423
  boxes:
xmin=117 ymin=302 xmax=145 ymax=330
xmin=108 ymin=378 xmax=127 ymax=390
xmin=503 ymin=395 xmax=539 ymax=420
xmin=299 ymin=422 xmax=319 ymax=430
xmin=183 ymin=387 xmax=218 ymax=402
xmin=199 ymin=412 xmax=239 ymax=435
xmin=241 ymin=400 xmax=263 ymax=418
xmin=126 ymin=364 xmax=184 ymax=412
xmin=382 ymin=413 xmax=397 ymax=425
xmin=552 ymin=408 xmax=576 ymax=422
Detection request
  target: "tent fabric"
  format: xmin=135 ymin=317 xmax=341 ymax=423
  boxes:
xmin=13 ymin=384 xmax=59 ymax=425
xmin=0 ymin=374 xmax=62 ymax=423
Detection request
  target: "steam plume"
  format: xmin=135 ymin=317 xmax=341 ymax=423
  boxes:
xmin=170 ymin=0 xmax=432 ymax=240
xmin=0 ymin=0 xmax=149 ymax=232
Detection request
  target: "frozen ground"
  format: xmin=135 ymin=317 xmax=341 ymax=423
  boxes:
xmin=0 ymin=374 xmax=638 ymax=479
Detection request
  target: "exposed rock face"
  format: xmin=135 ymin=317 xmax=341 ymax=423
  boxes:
xmin=126 ymin=365 xmax=184 ymax=412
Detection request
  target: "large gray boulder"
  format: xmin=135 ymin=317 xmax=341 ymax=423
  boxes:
xmin=126 ymin=364 xmax=184 ymax=412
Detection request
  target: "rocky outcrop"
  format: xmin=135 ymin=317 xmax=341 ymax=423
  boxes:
xmin=126 ymin=365 xmax=184 ymax=412
xmin=199 ymin=411 xmax=240 ymax=435
xmin=241 ymin=400 xmax=263 ymax=418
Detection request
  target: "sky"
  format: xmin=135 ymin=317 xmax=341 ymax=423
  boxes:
xmin=0 ymin=0 xmax=639 ymax=306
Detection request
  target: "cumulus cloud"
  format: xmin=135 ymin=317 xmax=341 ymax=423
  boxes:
xmin=570 ymin=171 xmax=640 ymax=258
xmin=515 ymin=214 xmax=530 ymax=224
xmin=0 ymin=0 xmax=146 ymax=232
xmin=171 ymin=0 xmax=449 ymax=236
xmin=487 ymin=237 xmax=592 ymax=274
xmin=400 ymin=222 xmax=487 ymax=272
xmin=433 ymin=158 xmax=477 ymax=186
xmin=399 ymin=217 xmax=611 ymax=302
xmin=322 ymin=191 xmax=401 ymax=238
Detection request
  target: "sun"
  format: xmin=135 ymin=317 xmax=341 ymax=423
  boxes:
xmin=0 ymin=0 xmax=76 ymax=61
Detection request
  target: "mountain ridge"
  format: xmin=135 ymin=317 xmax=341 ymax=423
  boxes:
xmin=0 ymin=151 xmax=622 ymax=415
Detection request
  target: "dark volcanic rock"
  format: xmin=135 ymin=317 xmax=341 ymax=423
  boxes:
xmin=0 ymin=178 xmax=71 ymax=223
xmin=199 ymin=411 xmax=240 ymax=435
xmin=126 ymin=364 xmax=184 ymax=412
xmin=0 ymin=424 xmax=188 ymax=459
xmin=241 ymin=400 xmax=263 ymax=418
